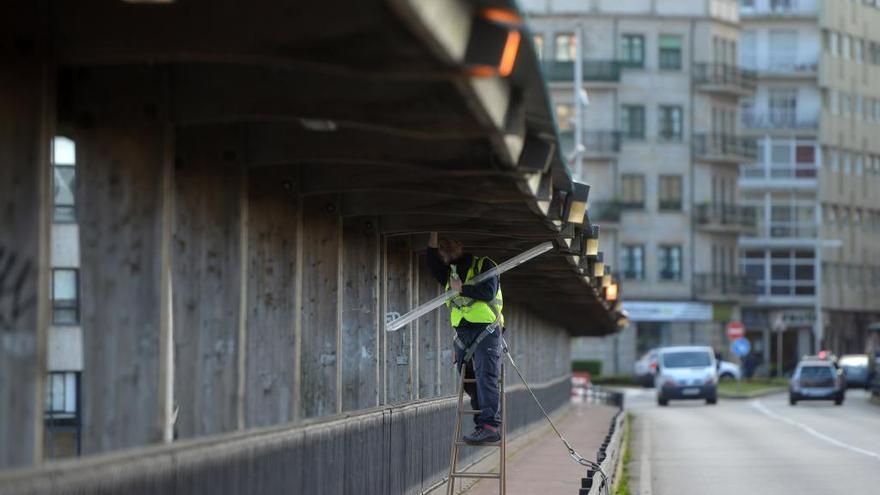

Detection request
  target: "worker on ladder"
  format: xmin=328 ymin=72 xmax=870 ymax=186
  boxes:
xmin=427 ymin=232 xmax=504 ymax=445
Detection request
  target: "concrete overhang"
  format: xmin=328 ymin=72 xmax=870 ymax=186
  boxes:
xmin=6 ymin=0 xmax=620 ymax=335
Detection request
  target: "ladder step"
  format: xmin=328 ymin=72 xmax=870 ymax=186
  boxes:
xmin=455 ymin=441 xmax=501 ymax=447
xmin=451 ymin=472 xmax=501 ymax=479
xmin=458 ymin=409 xmax=481 ymax=414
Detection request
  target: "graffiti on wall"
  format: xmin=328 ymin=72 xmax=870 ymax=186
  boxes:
xmin=0 ymin=245 xmax=37 ymax=356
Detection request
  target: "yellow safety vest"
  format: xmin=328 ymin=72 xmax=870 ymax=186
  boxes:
xmin=445 ymin=256 xmax=504 ymax=328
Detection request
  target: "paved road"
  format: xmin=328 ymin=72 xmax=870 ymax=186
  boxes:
xmin=624 ymin=387 xmax=880 ymax=495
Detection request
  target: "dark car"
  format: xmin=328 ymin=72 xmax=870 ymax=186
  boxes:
xmin=789 ymin=359 xmax=845 ymax=406
xmin=839 ymin=354 xmax=871 ymax=389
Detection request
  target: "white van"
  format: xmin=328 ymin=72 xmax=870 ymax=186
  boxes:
xmin=655 ymin=346 xmax=718 ymax=406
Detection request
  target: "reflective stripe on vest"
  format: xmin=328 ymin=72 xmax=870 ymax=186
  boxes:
xmin=445 ymin=256 xmax=504 ymax=328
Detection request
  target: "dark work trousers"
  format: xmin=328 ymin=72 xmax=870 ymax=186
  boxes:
xmin=454 ymin=326 xmax=502 ymax=428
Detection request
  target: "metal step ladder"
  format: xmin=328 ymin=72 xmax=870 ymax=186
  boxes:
xmin=446 ymin=360 xmax=506 ymax=495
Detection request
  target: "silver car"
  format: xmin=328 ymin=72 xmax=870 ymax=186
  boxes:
xmin=789 ymin=359 xmax=845 ymax=406
xmin=655 ymin=346 xmax=718 ymax=406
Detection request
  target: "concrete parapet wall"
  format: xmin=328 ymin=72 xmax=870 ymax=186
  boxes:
xmin=0 ymin=375 xmax=570 ymax=495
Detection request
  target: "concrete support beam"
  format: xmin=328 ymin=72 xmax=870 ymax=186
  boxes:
xmin=74 ymin=68 xmax=173 ymax=453
xmin=0 ymin=62 xmax=51 ymax=468
xmin=172 ymin=125 xmax=244 ymax=438
xmin=244 ymin=166 xmax=300 ymax=427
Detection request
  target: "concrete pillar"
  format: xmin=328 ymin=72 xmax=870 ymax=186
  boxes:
xmin=171 ymin=125 xmax=244 ymax=438
xmin=0 ymin=62 xmax=51 ymax=468
xmin=243 ymin=165 xmax=300 ymax=427
xmin=73 ymin=67 xmax=173 ymax=453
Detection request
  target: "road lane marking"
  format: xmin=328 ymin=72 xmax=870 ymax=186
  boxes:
xmin=751 ymin=400 xmax=880 ymax=461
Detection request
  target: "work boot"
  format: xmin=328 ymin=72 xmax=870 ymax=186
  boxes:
xmin=463 ymin=425 xmax=501 ymax=445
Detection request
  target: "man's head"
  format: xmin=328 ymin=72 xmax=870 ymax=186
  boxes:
xmin=437 ymin=238 xmax=464 ymax=264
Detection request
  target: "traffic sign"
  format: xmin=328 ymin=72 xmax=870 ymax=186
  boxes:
xmin=726 ymin=321 xmax=745 ymax=341
xmin=731 ymin=337 xmax=751 ymax=358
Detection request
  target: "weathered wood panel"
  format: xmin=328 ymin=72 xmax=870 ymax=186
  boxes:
xmin=341 ymin=217 xmax=380 ymax=411
xmin=383 ymin=236 xmax=412 ymax=404
xmin=416 ymin=255 xmax=440 ymax=398
xmin=244 ymin=166 xmax=299 ymax=427
xmin=300 ymin=194 xmax=340 ymax=418
xmin=0 ymin=63 xmax=50 ymax=468
xmin=172 ymin=126 xmax=244 ymax=438
xmin=77 ymin=124 xmax=169 ymax=453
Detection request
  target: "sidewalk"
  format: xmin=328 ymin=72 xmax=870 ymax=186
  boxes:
xmin=463 ymin=401 xmax=619 ymax=495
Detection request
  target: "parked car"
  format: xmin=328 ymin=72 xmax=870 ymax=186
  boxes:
xmin=634 ymin=348 xmax=659 ymax=387
xmin=718 ymin=360 xmax=742 ymax=381
xmin=789 ymin=358 xmax=845 ymax=405
xmin=839 ymin=354 xmax=871 ymax=389
xmin=655 ymin=346 xmax=718 ymax=406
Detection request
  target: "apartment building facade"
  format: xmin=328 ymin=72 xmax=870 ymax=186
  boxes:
xmin=738 ymin=0 xmax=880 ymax=371
xmin=524 ymin=0 xmax=756 ymax=373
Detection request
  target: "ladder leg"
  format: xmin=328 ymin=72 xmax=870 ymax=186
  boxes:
xmin=447 ymin=361 xmax=467 ymax=495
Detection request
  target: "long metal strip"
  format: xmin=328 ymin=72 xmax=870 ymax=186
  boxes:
xmin=385 ymin=241 xmax=554 ymax=332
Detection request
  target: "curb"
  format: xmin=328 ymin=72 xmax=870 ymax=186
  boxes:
xmin=579 ymin=391 xmax=626 ymax=495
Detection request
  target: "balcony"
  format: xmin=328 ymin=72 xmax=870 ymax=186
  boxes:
xmin=747 ymin=62 xmax=818 ymax=78
xmin=693 ymin=133 xmax=758 ymax=164
xmin=694 ymin=203 xmax=757 ymax=233
xmin=692 ymin=63 xmax=756 ymax=96
xmin=587 ymin=199 xmax=622 ymax=226
xmin=694 ymin=273 xmax=760 ymax=301
xmin=740 ymin=163 xmax=817 ymax=184
xmin=740 ymin=111 xmax=819 ymax=132
xmin=559 ymin=130 xmax=621 ymax=159
xmin=541 ymin=59 xmax=621 ymax=84
xmin=739 ymin=0 xmax=819 ymax=18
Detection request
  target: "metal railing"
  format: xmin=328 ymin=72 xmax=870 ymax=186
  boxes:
xmin=692 ymin=63 xmax=757 ymax=92
xmin=740 ymin=111 xmax=819 ymax=130
xmin=693 ymin=133 xmax=758 ymax=160
xmin=694 ymin=273 xmax=760 ymax=297
xmin=740 ymin=164 xmax=818 ymax=180
xmin=694 ymin=203 xmax=757 ymax=228
xmin=588 ymin=200 xmax=622 ymax=223
xmin=583 ymin=130 xmax=621 ymax=154
xmin=541 ymin=59 xmax=621 ymax=83
xmin=740 ymin=0 xmax=818 ymax=16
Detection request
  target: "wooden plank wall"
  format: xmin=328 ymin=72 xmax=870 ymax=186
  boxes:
xmin=172 ymin=126 xmax=244 ymax=438
xmin=0 ymin=62 xmax=50 ymax=468
xmin=244 ymin=166 xmax=299 ymax=428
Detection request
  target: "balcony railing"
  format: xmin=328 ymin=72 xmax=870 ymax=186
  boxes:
xmin=692 ymin=63 xmax=757 ymax=93
xmin=541 ymin=60 xmax=621 ymax=83
xmin=694 ymin=273 xmax=760 ymax=298
xmin=588 ymin=200 xmax=622 ymax=223
xmin=695 ymin=203 xmax=757 ymax=229
xmin=740 ymin=163 xmax=817 ymax=180
xmin=740 ymin=0 xmax=818 ymax=17
xmin=559 ymin=130 xmax=621 ymax=156
xmin=740 ymin=111 xmax=819 ymax=131
xmin=745 ymin=62 xmax=818 ymax=76
xmin=693 ymin=133 xmax=758 ymax=161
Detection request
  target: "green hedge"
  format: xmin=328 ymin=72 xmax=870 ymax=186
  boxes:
xmin=590 ymin=375 xmax=640 ymax=386
xmin=571 ymin=360 xmax=602 ymax=376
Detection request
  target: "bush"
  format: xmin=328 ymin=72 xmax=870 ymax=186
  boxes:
xmin=590 ymin=375 xmax=640 ymax=386
xmin=572 ymin=360 xmax=602 ymax=376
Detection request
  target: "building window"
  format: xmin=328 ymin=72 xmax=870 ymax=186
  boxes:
xmin=620 ymin=34 xmax=645 ymax=67
xmin=768 ymin=30 xmax=797 ymax=72
xmin=658 ymin=34 xmax=682 ymax=70
xmin=769 ymin=88 xmax=797 ymax=126
xmin=52 ymin=269 xmax=79 ymax=325
xmin=620 ymin=244 xmax=645 ymax=280
xmin=52 ymin=136 xmax=76 ymax=223
xmin=658 ymin=105 xmax=683 ymax=140
xmin=740 ymin=30 xmax=757 ymax=69
xmin=620 ymin=105 xmax=645 ymax=139
xmin=533 ymin=34 xmax=544 ymax=60
xmin=44 ymin=371 xmax=80 ymax=459
xmin=658 ymin=245 xmax=682 ymax=281
xmin=658 ymin=175 xmax=683 ymax=211
xmin=855 ymin=38 xmax=864 ymax=63
xmin=554 ymin=33 xmax=576 ymax=61
xmin=620 ymin=174 xmax=645 ymax=209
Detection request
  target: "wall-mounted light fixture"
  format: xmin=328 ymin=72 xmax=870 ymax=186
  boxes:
xmin=566 ymin=182 xmax=590 ymax=225
xmin=592 ymin=252 xmax=604 ymax=278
